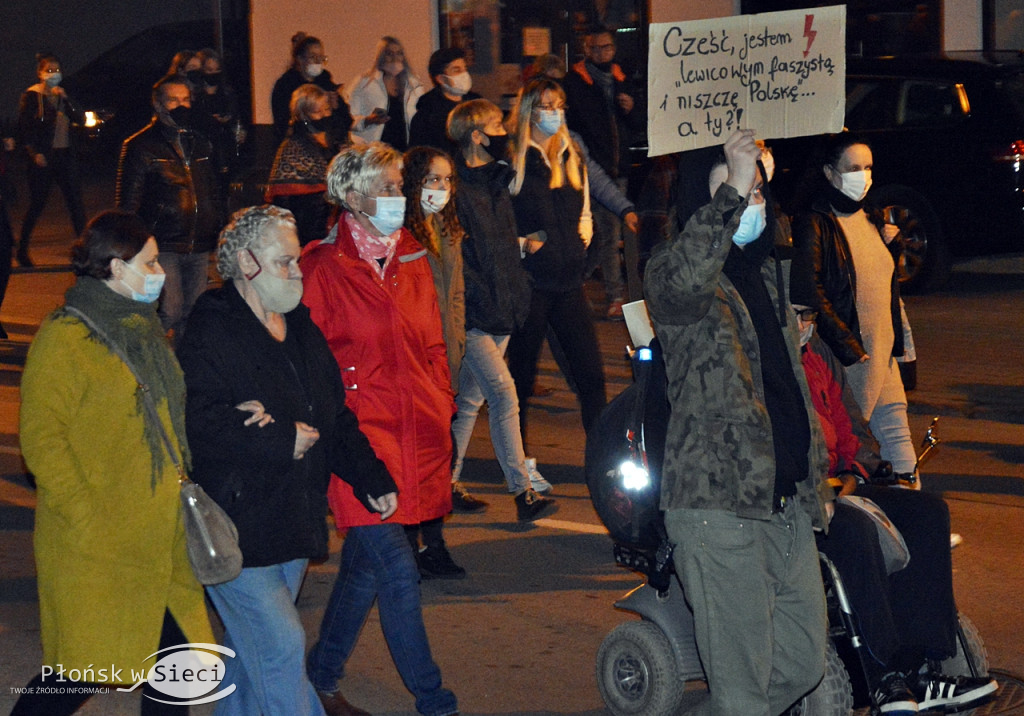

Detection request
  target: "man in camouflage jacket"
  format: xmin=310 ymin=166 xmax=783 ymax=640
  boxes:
xmin=644 ymin=130 xmax=834 ymax=715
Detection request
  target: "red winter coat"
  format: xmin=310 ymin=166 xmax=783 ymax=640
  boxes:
xmin=301 ymin=216 xmax=455 ymax=528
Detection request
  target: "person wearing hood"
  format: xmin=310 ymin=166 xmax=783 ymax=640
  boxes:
xmin=790 ymin=134 xmax=918 ymax=484
xmin=117 ymin=74 xmax=224 ymax=343
xmin=643 ymin=129 xmax=833 ymax=715
xmin=408 ymin=47 xmax=480 ymax=153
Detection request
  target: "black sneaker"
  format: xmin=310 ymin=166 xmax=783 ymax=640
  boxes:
xmin=914 ymin=669 xmax=997 ymax=712
xmin=874 ymin=672 xmax=919 ymax=715
xmin=417 ymin=543 xmax=467 ymax=580
xmin=515 ymin=488 xmax=557 ymax=522
xmin=451 ymin=482 xmax=489 ymax=513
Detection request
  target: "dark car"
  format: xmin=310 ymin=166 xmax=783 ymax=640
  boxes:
xmin=773 ymin=52 xmax=1024 ymax=293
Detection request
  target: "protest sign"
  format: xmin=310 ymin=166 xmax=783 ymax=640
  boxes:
xmin=648 ymin=6 xmax=846 ymax=155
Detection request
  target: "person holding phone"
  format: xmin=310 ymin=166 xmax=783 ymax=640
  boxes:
xmin=347 ymin=36 xmax=424 ymax=150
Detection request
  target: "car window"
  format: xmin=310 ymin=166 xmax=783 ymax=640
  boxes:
xmin=846 ymin=79 xmax=898 ymax=130
xmin=997 ymin=73 xmax=1024 ymax=121
xmin=897 ymin=81 xmax=967 ymax=127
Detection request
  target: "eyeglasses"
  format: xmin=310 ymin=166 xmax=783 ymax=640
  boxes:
xmin=591 ymin=43 xmax=615 ymax=52
xmin=748 ymin=184 xmax=765 ymax=204
xmin=793 ymin=308 xmax=818 ymax=322
xmin=536 ymin=103 xmax=566 ymax=112
xmin=305 ymin=55 xmax=328 ymax=64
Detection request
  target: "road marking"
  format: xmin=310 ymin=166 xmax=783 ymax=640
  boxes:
xmin=533 ymin=518 xmax=609 ymax=535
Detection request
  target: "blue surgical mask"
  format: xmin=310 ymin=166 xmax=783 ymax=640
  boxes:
xmin=534 ymin=108 xmax=564 ymax=136
xmin=361 ymin=195 xmax=407 ymax=236
xmin=45 ymin=72 xmax=63 ymax=87
xmin=122 ymin=262 xmax=165 ymax=303
xmin=732 ymin=203 xmax=767 ymax=246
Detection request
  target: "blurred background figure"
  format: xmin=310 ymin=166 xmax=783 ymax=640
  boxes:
xmin=16 ymin=52 xmax=86 ymax=267
xmin=408 ymin=47 xmax=480 ymax=153
xmin=348 ymin=36 xmax=424 ymax=151
xmin=0 ymin=134 xmax=15 ymax=338
xmin=193 ymin=48 xmax=245 ymax=193
xmin=271 ymin=32 xmax=353 ymax=144
xmin=166 ymin=49 xmax=203 ymax=96
xmin=266 ymin=84 xmax=336 ymax=246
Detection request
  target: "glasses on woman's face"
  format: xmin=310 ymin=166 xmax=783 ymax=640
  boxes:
xmin=536 ymin=102 xmax=566 ymax=112
xmin=423 ymin=173 xmax=453 ymax=190
xmin=793 ymin=308 xmax=818 ymax=322
xmin=305 ymin=54 xmax=328 ymax=64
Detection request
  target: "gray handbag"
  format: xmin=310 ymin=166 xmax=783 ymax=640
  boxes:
xmin=65 ymin=307 xmax=243 ymax=585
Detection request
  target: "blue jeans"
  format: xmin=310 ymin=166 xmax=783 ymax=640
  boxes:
xmin=307 ymin=524 xmax=457 ymax=716
xmin=451 ymin=329 xmax=530 ymax=493
xmin=158 ymin=251 xmax=210 ymax=340
xmin=207 ymin=559 xmax=325 ymax=716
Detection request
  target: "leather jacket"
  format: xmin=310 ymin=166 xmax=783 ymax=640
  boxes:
xmin=116 ymin=119 xmax=223 ymax=254
xmin=791 ymin=196 xmax=904 ymax=367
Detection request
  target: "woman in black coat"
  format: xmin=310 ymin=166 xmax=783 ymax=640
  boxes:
xmin=177 ymin=205 xmax=396 ymax=716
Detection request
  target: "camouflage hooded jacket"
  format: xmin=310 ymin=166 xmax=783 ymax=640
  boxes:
xmin=644 ymin=183 xmax=832 ymax=529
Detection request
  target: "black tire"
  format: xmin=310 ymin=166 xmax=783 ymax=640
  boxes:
xmin=596 ymin=620 xmax=686 ymax=716
xmin=872 ymin=184 xmax=951 ymax=294
xmin=788 ymin=640 xmax=854 ymax=716
xmin=942 ymin=612 xmax=991 ymax=677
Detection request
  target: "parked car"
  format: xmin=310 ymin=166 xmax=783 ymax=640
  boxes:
xmin=772 ymin=52 xmax=1024 ymax=293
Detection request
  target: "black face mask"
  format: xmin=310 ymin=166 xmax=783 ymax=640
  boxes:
xmin=306 ymin=117 xmax=332 ymax=133
xmin=483 ymin=132 xmax=510 ymax=160
xmin=168 ymin=105 xmax=192 ymax=129
xmin=204 ymin=72 xmax=222 ymax=87
xmin=186 ymin=69 xmax=203 ymax=85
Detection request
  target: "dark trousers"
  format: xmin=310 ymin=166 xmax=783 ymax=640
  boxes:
xmin=11 ymin=610 xmax=190 ymax=716
xmin=0 ymin=197 xmax=12 ymax=329
xmin=817 ymin=486 xmax=957 ymax=676
xmin=20 ymin=148 xmax=86 ymax=247
xmin=508 ymin=285 xmax=606 ymax=446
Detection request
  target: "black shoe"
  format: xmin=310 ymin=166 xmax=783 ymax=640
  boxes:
xmin=0 ymin=323 xmax=7 ymax=340
xmin=417 ymin=543 xmax=466 ymax=580
xmin=515 ymin=488 xmax=557 ymax=522
xmin=16 ymin=247 xmax=33 ymax=268
xmin=914 ymin=668 xmax=997 ymax=712
xmin=874 ymin=671 xmax=918 ymax=715
xmin=451 ymin=482 xmax=489 ymax=513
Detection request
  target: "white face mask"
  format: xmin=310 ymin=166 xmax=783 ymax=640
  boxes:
xmin=444 ymin=72 xmax=472 ymax=96
xmin=838 ymin=169 xmax=872 ymax=202
xmin=245 ymin=250 xmax=303 ymax=313
xmin=420 ymin=187 xmax=450 ymax=215
xmin=383 ymin=61 xmax=404 ymax=77
xmin=305 ymin=63 xmax=324 ymax=78
xmin=732 ymin=203 xmax=767 ymax=246
xmin=799 ymin=321 xmax=815 ymax=347
xmin=362 ymin=195 xmax=407 ymax=236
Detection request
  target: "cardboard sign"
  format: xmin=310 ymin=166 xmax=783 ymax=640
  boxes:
xmin=648 ymin=6 xmax=846 ymax=155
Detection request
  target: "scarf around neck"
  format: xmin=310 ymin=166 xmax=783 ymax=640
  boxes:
xmin=58 ymin=277 xmax=191 ymax=490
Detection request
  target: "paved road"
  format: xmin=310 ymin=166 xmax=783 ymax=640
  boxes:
xmin=1 ymin=171 xmax=1022 ymax=714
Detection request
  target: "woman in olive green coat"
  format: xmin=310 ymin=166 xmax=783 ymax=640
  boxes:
xmin=14 ymin=210 xmax=213 ymax=716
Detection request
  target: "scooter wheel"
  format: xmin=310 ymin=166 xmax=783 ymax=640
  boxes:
xmin=596 ymin=620 xmax=685 ymax=716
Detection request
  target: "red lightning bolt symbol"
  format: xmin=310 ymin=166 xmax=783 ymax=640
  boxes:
xmin=803 ymin=14 xmax=817 ymax=57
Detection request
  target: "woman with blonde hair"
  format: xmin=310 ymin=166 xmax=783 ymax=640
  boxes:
xmin=347 ymin=36 xmax=424 ymax=150
xmin=506 ymin=78 xmax=605 ymax=457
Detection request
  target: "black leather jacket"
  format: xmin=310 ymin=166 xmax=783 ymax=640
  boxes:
xmin=17 ymin=87 xmax=83 ymax=158
xmin=791 ymin=197 xmax=904 ymax=367
xmin=116 ymin=119 xmax=223 ymax=254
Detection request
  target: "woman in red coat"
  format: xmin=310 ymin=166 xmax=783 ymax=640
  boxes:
xmin=300 ymin=142 xmax=459 ymax=716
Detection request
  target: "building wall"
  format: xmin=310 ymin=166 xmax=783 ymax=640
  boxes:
xmin=944 ymin=0 xmax=984 ymax=50
xmin=250 ymin=0 xmax=438 ymax=124
xmin=650 ymin=0 xmax=738 ymax=23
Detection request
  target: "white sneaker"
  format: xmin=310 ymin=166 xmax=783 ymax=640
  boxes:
xmin=524 ymin=457 xmax=552 ymax=494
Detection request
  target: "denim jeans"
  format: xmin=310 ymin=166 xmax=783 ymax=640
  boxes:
xmin=307 ymin=524 xmax=457 ymax=716
xmin=207 ymin=559 xmax=325 ymax=716
xmin=451 ymin=329 xmax=530 ymax=493
xmin=157 ymin=251 xmax=210 ymax=340
xmin=585 ymin=199 xmax=624 ymax=304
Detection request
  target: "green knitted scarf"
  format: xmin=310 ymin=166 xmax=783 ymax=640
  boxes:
xmin=57 ymin=277 xmax=191 ymax=491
